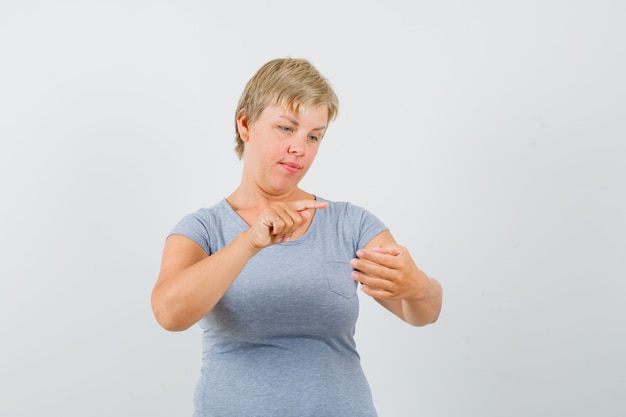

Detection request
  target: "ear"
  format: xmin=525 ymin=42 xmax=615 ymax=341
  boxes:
xmin=236 ymin=109 xmax=250 ymax=142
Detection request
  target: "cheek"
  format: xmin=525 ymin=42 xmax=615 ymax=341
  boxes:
xmin=307 ymin=146 xmax=320 ymax=161
xmin=249 ymin=134 xmax=276 ymax=156
xmin=256 ymin=143 xmax=286 ymax=168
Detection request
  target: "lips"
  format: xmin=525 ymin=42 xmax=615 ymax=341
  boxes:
xmin=280 ymin=162 xmax=301 ymax=174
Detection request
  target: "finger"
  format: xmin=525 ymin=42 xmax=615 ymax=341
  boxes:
xmin=360 ymin=283 xmax=395 ymax=299
xmin=354 ymin=249 xmax=403 ymax=270
xmin=268 ymin=214 xmax=290 ymax=236
xmin=372 ymin=244 xmax=404 ymax=256
xmin=350 ymin=258 xmax=396 ymax=283
xmin=273 ymin=206 xmax=301 ymax=233
xmin=263 ymin=213 xmax=280 ymax=234
xmin=290 ymin=199 xmax=329 ymax=212
xmin=269 ymin=204 xmax=308 ymax=236
xmin=351 ymin=269 xmax=381 ymax=286
xmin=354 ymin=272 xmax=395 ymax=296
xmin=269 ymin=215 xmax=284 ymax=234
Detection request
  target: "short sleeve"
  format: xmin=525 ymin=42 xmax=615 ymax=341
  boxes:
xmin=348 ymin=203 xmax=388 ymax=249
xmin=169 ymin=209 xmax=212 ymax=256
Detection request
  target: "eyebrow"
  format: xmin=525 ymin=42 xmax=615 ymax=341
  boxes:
xmin=278 ymin=115 xmax=327 ymax=131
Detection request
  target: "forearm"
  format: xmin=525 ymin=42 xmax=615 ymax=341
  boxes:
xmin=401 ymin=277 xmax=443 ymax=326
xmin=151 ymin=231 xmax=260 ymax=331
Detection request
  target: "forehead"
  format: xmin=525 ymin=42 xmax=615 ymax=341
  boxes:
xmin=261 ymin=104 xmax=329 ymax=127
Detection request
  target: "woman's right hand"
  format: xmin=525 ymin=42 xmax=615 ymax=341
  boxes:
xmin=247 ymin=199 xmax=328 ymax=249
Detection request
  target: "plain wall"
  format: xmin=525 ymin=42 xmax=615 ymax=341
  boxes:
xmin=1 ymin=1 xmax=624 ymax=416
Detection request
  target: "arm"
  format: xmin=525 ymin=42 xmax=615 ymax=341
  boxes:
xmin=349 ymin=230 xmax=443 ymax=327
xmin=151 ymin=231 xmax=259 ymax=331
xmin=150 ymin=199 xmax=328 ymax=331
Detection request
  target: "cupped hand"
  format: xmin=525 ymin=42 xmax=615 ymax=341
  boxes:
xmin=247 ymin=199 xmax=328 ymax=249
xmin=349 ymin=244 xmax=430 ymax=301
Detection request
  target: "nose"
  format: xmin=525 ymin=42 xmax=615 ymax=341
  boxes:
xmin=288 ymin=136 xmax=306 ymax=155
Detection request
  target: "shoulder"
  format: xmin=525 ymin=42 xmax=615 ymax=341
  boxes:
xmin=167 ymin=200 xmax=236 ymax=255
xmin=315 ymin=196 xmax=375 ymax=220
xmin=313 ymin=196 xmax=388 ymax=247
xmin=177 ymin=199 xmax=231 ymax=223
xmin=314 ymin=197 xmax=387 ymax=233
xmin=169 ymin=199 xmax=230 ymax=236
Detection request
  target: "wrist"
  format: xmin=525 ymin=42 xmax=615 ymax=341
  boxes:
xmin=239 ymin=229 xmax=264 ymax=256
xmin=406 ymin=274 xmax=433 ymax=303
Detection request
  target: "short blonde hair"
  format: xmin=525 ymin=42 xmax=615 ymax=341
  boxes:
xmin=234 ymin=58 xmax=339 ymax=159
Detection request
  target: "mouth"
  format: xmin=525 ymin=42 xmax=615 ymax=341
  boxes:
xmin=280 ymin=162 xmax=301 ymax=174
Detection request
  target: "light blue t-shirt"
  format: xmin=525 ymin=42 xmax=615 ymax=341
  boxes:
xmin=169 ymin=197 xmax=388 ymax=417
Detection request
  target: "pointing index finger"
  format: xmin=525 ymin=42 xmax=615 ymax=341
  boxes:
xmin=291 ymin=199 xmax=329 ymax=212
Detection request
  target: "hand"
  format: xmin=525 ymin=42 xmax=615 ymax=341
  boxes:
xmin=247 ymin=199 xmax=328 ymax=249
xmin=350 ymin=244 xmax=430 ymax=301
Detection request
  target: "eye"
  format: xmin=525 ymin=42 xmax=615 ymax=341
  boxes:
xmin=278 ymin=125 xmax=293 ymax=133
xmin=308 ymin=135 xmax=319 ymax=142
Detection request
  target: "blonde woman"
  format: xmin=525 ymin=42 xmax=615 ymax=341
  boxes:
xmin=151 ymin=57 xmax=442 ymax=417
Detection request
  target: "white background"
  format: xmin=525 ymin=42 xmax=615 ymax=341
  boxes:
xmin=1 ymin=1 xmax=625 ymax=416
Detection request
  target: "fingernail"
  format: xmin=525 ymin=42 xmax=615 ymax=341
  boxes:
xmin=350 ymin=259 xmax=358 ymax=267
xmin=356 ymin=250 xmax=364 ymax=257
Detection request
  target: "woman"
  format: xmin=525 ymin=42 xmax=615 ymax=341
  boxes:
xmin=151 ymin=57 xmax=442 ymax=416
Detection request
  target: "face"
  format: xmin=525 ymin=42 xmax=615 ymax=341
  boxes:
xmin=238 ymin=104 xmax=328 ymax=195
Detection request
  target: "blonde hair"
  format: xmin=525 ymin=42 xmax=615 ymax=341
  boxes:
xmin=234 ymin=58 xmax=339 ymax=159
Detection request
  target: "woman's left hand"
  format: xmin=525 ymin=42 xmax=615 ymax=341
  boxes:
xmin=349 ymin=244 xmax=430 ymax=301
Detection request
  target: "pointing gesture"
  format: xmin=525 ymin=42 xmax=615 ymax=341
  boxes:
xmin=248 ymin=199 xmax=328 ymax=249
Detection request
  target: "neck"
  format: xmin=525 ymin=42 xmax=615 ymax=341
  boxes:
xmin=227 ymin=184 xmax=313 ymax=212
